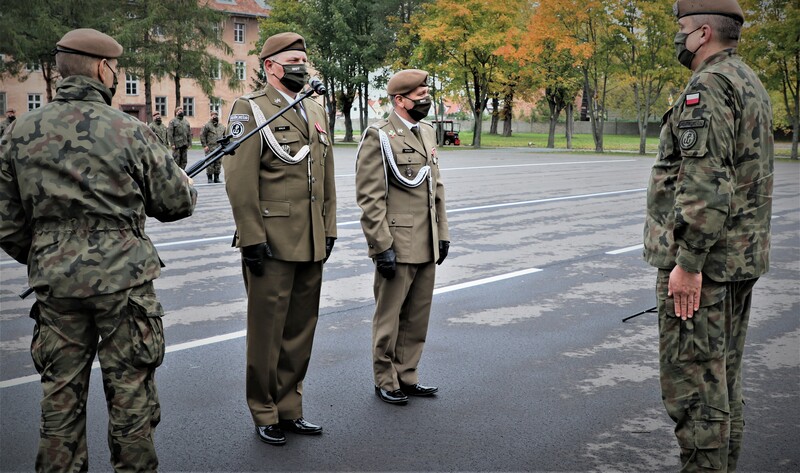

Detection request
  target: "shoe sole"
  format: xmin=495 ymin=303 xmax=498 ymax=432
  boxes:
xmin=256 ymin=428 xmax=287 ymax=446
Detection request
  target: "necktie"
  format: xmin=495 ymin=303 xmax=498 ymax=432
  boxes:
xmin=411 ymin=126 xmax=426 ymax=153
xmin=294 ymin=102 xmax=307 ymax=123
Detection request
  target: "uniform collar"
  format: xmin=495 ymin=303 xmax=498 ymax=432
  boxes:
xmin=54 ymin=75 xmax=113 ymax=105
xmin=694 ymin=48 xmax=738 ymax=74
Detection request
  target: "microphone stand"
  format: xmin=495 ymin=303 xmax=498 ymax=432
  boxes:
xmin=19 ymin=81 xmax=326 ymax=300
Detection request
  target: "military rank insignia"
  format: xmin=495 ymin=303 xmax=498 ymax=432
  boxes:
xmin=685 ymin=93 xmax=700 ymax=106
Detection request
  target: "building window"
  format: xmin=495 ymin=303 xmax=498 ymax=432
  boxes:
xmin=182 ymin=97 xmax=195 ymax=117
xmin=155 ymin=96 xmax=167 ymax=117
xmin=125 ymin=73 xmax=139 ymax=95
xmin=26 ymin=62 xmax=41 ymax=72
xmin=235 ymin=61 xmax=246 ymax=81
xmin=234 ymin=22 xmax=245 ymax=43
xmin=211 ymin=61 xmax=221 ymax=80
xmin=0 ymin=92 xmax=6 ymax=115
xmin=210 ymin=98 xmax=221 ymax=115
xmin=28 ymin=94 xmax=42 ymax=111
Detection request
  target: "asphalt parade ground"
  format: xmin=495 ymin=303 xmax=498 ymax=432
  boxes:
xmin=1 ymin=146 xmax=798 ymax=472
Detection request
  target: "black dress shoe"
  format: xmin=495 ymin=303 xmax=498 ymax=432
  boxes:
xmin=255 ymin=424 xmax=286 ymax=445
xmin=375 ymin=386 xmax=408 ymax=405
xmin=400 ymin=382 xmax=438 ymax=396
xmin=279 ymin=417 xmax=323 ymax=435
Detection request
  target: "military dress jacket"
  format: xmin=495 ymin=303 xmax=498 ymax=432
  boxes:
xmin=0 ymin=76 xmax=197 ymax=299
xmin=168 ymin=116 xmax=192 ymax=148
xmin=644 ymin=49 xmax=773 ymax=282
xmin=355 ymin=112 xmax=449 ymax=264
xmin=200 ymin=120 xmax=226 ymax=151
xmin=223 ymin=84 xmax=336 ymax=262
xmin=149 ymin=121 xmax=168 ymax=146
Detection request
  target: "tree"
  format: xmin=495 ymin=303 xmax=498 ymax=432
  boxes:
xmin=613 ymin=0 xmax=682 ymax=154
xmin=740 ymin=0 xmax=800 ymax=159
xmin=414 ymin=0 xmax=526 ymax=148
xmin=0 ymin=0 xmax=118 ymax=103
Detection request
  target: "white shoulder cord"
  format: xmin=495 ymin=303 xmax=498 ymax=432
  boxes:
xmin=377 ymin=129 xmax=431 ymax=188
xmin=248 ymin=99 xmax=310 ymax=164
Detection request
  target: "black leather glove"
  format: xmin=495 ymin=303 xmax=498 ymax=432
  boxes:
xmin=436 ymin=240 xmax=450 ymax=265
xmin=324 ymin=237 xmax=336 ymax=264
xmin=375 ymin=248 xmax=397 ymax=280
xmin=242 ymin=242 xmax=272 ymax=277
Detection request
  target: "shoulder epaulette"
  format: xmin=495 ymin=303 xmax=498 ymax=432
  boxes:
xmin=241 ymin=90 xmax=267 ymax=100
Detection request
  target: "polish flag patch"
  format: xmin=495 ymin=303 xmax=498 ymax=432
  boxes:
xmin=685 ymin=93 xmax=700 ymax=106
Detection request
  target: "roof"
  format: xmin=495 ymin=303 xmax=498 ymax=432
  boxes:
xmin=206 ymin=0 xmax=271 ymax=19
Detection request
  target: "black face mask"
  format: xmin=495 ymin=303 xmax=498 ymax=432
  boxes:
xmin=275 ymin=62 xmax=308 ymax=93
xmin=104 ymin=62 xmax=118 ymax=101
xmin=402 ymin=95 xmax=432 ymax=121
xmin=212 ymin=117 xmax=219 ymax=124
xmin=178 ymin=113 xmax=184 ymax=119
xmin=155 ymin=118 xmax=162 ymax=124
xmin=8 ymin=116 xmax=14 ymax=122
xmin=674 ymin=26 xmax=703 ymax=70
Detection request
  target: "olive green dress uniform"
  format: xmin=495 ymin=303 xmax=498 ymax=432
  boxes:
xmin=149 ymin=119 xmax=168 ymax=146
xmin=223 ymin=84 xmax=336 ymax=426
xmin=200 ymin=118 xmax=226 ymax=181
xmin=643 ymin=2 xmax=773 ymax=470
xmin=356 ymin=111 xmax=449 ymax=391
xmin=168 ymin=115 xmax=192 ymax=169
xmin=0 ymin=29 xmax=197 ymax=473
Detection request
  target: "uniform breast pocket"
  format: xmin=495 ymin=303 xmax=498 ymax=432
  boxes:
xmin=269 ymin=131 xmax=303 ymax=166
xmin=387 ymin=213 xmax=413 ymax=255
xmin=395 ymin=151 xmax=425 ymax=166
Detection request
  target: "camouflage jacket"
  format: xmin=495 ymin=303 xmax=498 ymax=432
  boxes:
xmin=643 ymin=49 xmax=774 ymax=282
xmin=0 ymin=117 xmax=13 ymax=137
xmin=168 ymin=116 xmax=192 ymax=148
xmin=0 ymin=75 xmax=197 ymax=298
xmin=149 ymin=121 xmax=168 ymax=146
xmin=200 ymin=120 xmax=225 ymax=150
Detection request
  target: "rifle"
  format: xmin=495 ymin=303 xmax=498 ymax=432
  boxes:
xmin=18 ymin=79 xmax=328 ymax=300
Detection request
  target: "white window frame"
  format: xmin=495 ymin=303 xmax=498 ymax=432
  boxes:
xmin=26 ymin=62 xmax=41 ymax=72
xmin=182 ymin=97 xmax=195 ymax=117
xmin=235 ymin=61 xmax=246 ymax=81
xmin=210 ymin=98 xmax=221 ymax=115
xmin=155 ymin=96 xmax=167 ymax=118
xmin=0 ymin=92 xmax=6 ymax=115
xmin=234 ymin=22 xmax=245 ymax=43
xmin=211 ymin=61 xmax=221 ymax=80
xmin=125 ymin=73 xmax=139 ymax=96
xmin=28 ymin=93 xmax=42 ymax=111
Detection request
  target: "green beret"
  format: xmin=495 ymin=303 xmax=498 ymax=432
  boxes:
xmin=673 ymin=0 xmax=744 ymax=23
xmin=56 ymin=28 xmax=123 ymax=59
xmin=387 ymin=69 xmax=429 ymax=96
xmin=260 ymin=32 xmax=306 ymax=60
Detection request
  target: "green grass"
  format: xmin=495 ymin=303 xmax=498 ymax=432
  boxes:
xmin=455 ymin=132 xmax=659 ymax=153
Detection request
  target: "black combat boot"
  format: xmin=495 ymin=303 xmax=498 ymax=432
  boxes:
xmin=214 ymin=173 xmax=221 ymax=183
xmin=207 ymin=175 xmax=213 ymax=183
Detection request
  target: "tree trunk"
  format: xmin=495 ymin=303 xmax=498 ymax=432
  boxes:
xmin=174 ymin=74 xmax=182 ymax=114
xmin=42 ymin=61 xmax=55 ymax=103
xmin=566 ymin=102 xmax=573 ymax=149
xmin=145 ymin=76 xmax=153 ymax=123
xmin=502 ymin=91 xmax=513 ymax=137
xmin=489 ymin=95 xmax=499 ymax=134
xmin=341 ymin=86 xmax=354 ymax=142
xmin=472 ymin=108 xmax=482 ymax=148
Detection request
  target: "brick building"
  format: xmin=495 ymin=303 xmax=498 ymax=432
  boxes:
xmin=0 ymin=0 xmax=270 ymax=136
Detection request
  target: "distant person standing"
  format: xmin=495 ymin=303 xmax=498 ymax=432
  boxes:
xmin=355 ymin=69 xmax=449 ymax=405
xmin=644 ymin=0 xmax=773 ymax=471
xmin=168 ymin=106 xmax=192 ymax=169
xmin=200 ymin=111 xmax=225 ymax=183
xmin=0 ymin=28 xmax=197 ymax=472
xmin=0 ymin=108 xmax=15 ymax=136
xmin=149 ymin=111 xmax=168 ymax=146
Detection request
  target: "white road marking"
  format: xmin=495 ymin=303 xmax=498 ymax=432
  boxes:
xmin=337 ymin=159 xmax=636 ymax=177
xmin=0 ymin=266 xmax=543 ymax=389
xmin=606 ymin=244 xmax=644 ymax=255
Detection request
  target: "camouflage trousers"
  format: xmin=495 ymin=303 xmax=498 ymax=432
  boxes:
xmin=657 ymin=269 xmax=757 ymax=472
xmin=30 ymin=283 xmax=164 ymax=473
xmin=172 ymin=146 xmax=188 ymax=170
xmin=205 ymin=158 xmax=221 ymax=177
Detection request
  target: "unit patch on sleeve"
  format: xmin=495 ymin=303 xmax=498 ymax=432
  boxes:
xmin=679 ymin=129 xmax=698 ymax=149
xmin=230 ymin=122 xmax=244 ymax=138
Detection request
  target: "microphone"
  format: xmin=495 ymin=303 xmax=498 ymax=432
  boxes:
xmin=309 ymin=78 xmax=326 ymax=95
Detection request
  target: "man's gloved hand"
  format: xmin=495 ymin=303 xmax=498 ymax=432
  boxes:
xmin=324 ymin=237 xmax=336 ymax=264
xmin=375 ymin=248 xmax=397 ymax=280
xmin=242 ymin=242 xmax=272 ymax=277
xmin=436 ymin=240 xmax=450 ymax=265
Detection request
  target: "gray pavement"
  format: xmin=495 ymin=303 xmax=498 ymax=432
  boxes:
xmin=1 ymin=147 xmax=798 ymax=472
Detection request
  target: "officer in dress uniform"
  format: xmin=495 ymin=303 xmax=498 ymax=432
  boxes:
xmin=643 ymin=1 xmax=773 ymax=471
xmin=355 ymin=69 xmax=449 ymax=405
xmin=223 ymin=32 xmax=336 ymax=446
xmin=0 ymin=28 xmax=197 ymax=472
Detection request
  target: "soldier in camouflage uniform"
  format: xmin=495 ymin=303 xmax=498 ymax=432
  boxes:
xmin=168 ymin=106 xmax=192 ymax=169
xmin=0 ymin=109 xmax=15 ymax=136
xmin=200 ymin=111 xmax=225 ymax=183
xmin=0 ymin=29 xmax=197 ymax=472
xmin=643 ymin=1 xmax=773 ymax=471
xmin=149 ymin=112 xmax=168 ymax=146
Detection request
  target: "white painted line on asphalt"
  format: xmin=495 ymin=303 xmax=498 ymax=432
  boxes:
xmin=0 ymin=266 xmax=543 ymax=389
xmin=156 ymin=235 xmax=230 ymax=247
xmin=337 ymin=159 xmax=636 ymax=177
xmin=606 ymin=244 xmax=644 ymax=255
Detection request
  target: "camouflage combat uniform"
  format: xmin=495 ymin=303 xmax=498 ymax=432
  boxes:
xmin=200 ymin=118 xmax=226 ymax=182
xmin=0 ymin=75 xmax=197 ymax=472
xmin=168 ymin=115 xmax=192 ymax=169
xmin=643 ymin=49 xmax=773 ymax=472
xmin=149 ymin=119 xmax=168 ymax=146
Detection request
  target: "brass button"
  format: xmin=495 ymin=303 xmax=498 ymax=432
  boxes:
xmin=391 ymin=218 xmax=396 ymax=224
xmin=407 ymin=158 xmax=412 ymax=162
xmin=311 ymin=196 xmax=316 ymax=202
